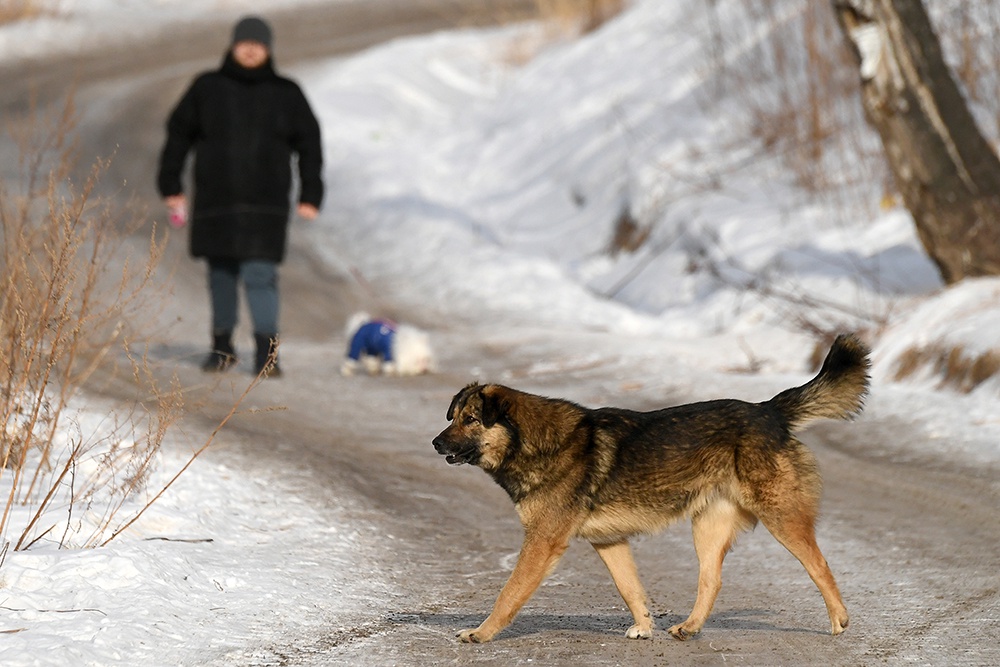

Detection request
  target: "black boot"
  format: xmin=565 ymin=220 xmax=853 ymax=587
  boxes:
xmin=254 ymin=333 xmax=281 ymax=377
xmin=202 ymin=331 xmax=237 ymax=372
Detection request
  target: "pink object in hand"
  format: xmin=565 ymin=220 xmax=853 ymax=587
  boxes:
xmin=168 ymin=204 xmax=187 ymax=228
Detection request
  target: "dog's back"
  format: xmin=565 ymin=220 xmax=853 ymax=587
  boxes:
xmin=582 ymin=334 xmax=871 ymax=534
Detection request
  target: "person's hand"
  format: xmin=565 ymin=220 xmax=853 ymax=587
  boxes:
xmin=164 ymin=194 xmax=188 ymax=228
xmin=297 ymin=203 xmax=319 ymax=220
xmin=164 ymin=194 xmax=186 ymax=209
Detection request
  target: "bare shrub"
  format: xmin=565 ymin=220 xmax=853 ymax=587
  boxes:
xmin=701 ymin=2 xmax=1000 ymax=198
xmin=680 ymin=3 xmax=1000 ymax=354
xmin=0 ymin=96 xmax=252 ymax=553
xmin=700 ymin=1 xmax=879 ymax=195
xmin=932 ymin=3 xmax=1000 ymax=147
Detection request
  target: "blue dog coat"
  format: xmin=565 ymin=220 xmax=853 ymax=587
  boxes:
xmin=347 ymin=320 xmax=397 ymax=362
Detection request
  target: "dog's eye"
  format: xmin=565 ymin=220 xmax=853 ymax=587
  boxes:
xmin=463 ymin=415 xmax=479 ymax=426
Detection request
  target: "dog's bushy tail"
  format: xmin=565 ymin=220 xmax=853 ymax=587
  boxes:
xmin=767 ymin=334 xmax=871 ymax=432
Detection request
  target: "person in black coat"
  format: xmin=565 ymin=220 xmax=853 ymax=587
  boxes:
xmin=157 ymin=15 xmax=323 ymax=376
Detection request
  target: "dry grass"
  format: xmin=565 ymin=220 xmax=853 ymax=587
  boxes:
xmin=607 ymin=203 xmax=649 ymax=255
xmin=534 ymin=0 xmax=628 ymax=34
xmin=497 ymin=0 xmax=629 ymax=65
xmin=0 ymin=0 xmax=52 ymax=23
xmin=893 ymin=344 xmax=1000 ymax=393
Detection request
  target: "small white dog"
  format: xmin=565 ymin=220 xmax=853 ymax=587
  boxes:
xmin=341 ymin=312 xmax=434 ymax=376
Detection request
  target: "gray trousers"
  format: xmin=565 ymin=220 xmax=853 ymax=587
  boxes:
xmin=207 ymin=258 xmax=279 ymax=337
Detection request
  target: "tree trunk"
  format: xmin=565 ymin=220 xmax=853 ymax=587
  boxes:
xmin=834 ymin=0 xmax=1000 ymax=284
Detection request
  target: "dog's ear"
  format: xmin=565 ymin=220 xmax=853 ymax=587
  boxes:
xmin=447 ymin=383 xmax=479 ymax=421
xmin=480 ymin=386 xmax=509 ymax=428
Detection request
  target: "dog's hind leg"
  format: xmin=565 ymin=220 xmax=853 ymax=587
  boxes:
xmin=593 ymin=540 xmax=653 ymax=639
xmin=670 ymin=498 xmax=754 ymax=640
xmin=759 ymin=511 xmax=849 ymax=635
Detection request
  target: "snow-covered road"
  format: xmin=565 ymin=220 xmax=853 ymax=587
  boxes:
xmin=2 ymin=1 xmax=998 ymax=665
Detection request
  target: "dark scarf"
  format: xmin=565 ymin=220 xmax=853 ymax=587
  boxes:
xmin=220 ymin=51 xmax=276 ymax=83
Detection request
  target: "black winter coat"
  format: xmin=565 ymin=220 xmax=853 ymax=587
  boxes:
xmin=157 ymin=53 xmax=323 ymax=263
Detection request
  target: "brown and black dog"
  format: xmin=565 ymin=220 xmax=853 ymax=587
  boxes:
xmin=433 ymin=334 xmax=870 ymax=643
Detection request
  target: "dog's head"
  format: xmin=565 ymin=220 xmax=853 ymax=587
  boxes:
xmin=432 ymin=383 xmax=514 ymax=469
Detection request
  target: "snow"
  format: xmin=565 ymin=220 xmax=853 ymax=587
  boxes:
xmin=1 ymin=445 xmax=386 ymax=665
xmin=2 ymin=0 xmax=999 ymax=664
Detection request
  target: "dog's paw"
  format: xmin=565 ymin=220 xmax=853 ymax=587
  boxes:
xmin=457 ymin=628 xmax=486 ymax=643
xmin=668 ymin=623 xmax=699 ymax=641
xmin=831 ymin=614 xmax=849 ymax=635
xmin=626 ymin=623 xmax=652 ymax=639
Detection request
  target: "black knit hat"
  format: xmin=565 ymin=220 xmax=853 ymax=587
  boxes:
xmin=232 ymin=16 xmax=272 ymax=49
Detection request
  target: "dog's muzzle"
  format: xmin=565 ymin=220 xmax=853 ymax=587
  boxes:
xmin=433 ymin=435 xmax=477 ymax=466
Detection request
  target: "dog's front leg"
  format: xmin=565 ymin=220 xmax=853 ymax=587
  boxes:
xmin=458 ymin=532 xmax=569 ymax=643
xmin=593 ymin=540 xmax=653 ymax=639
